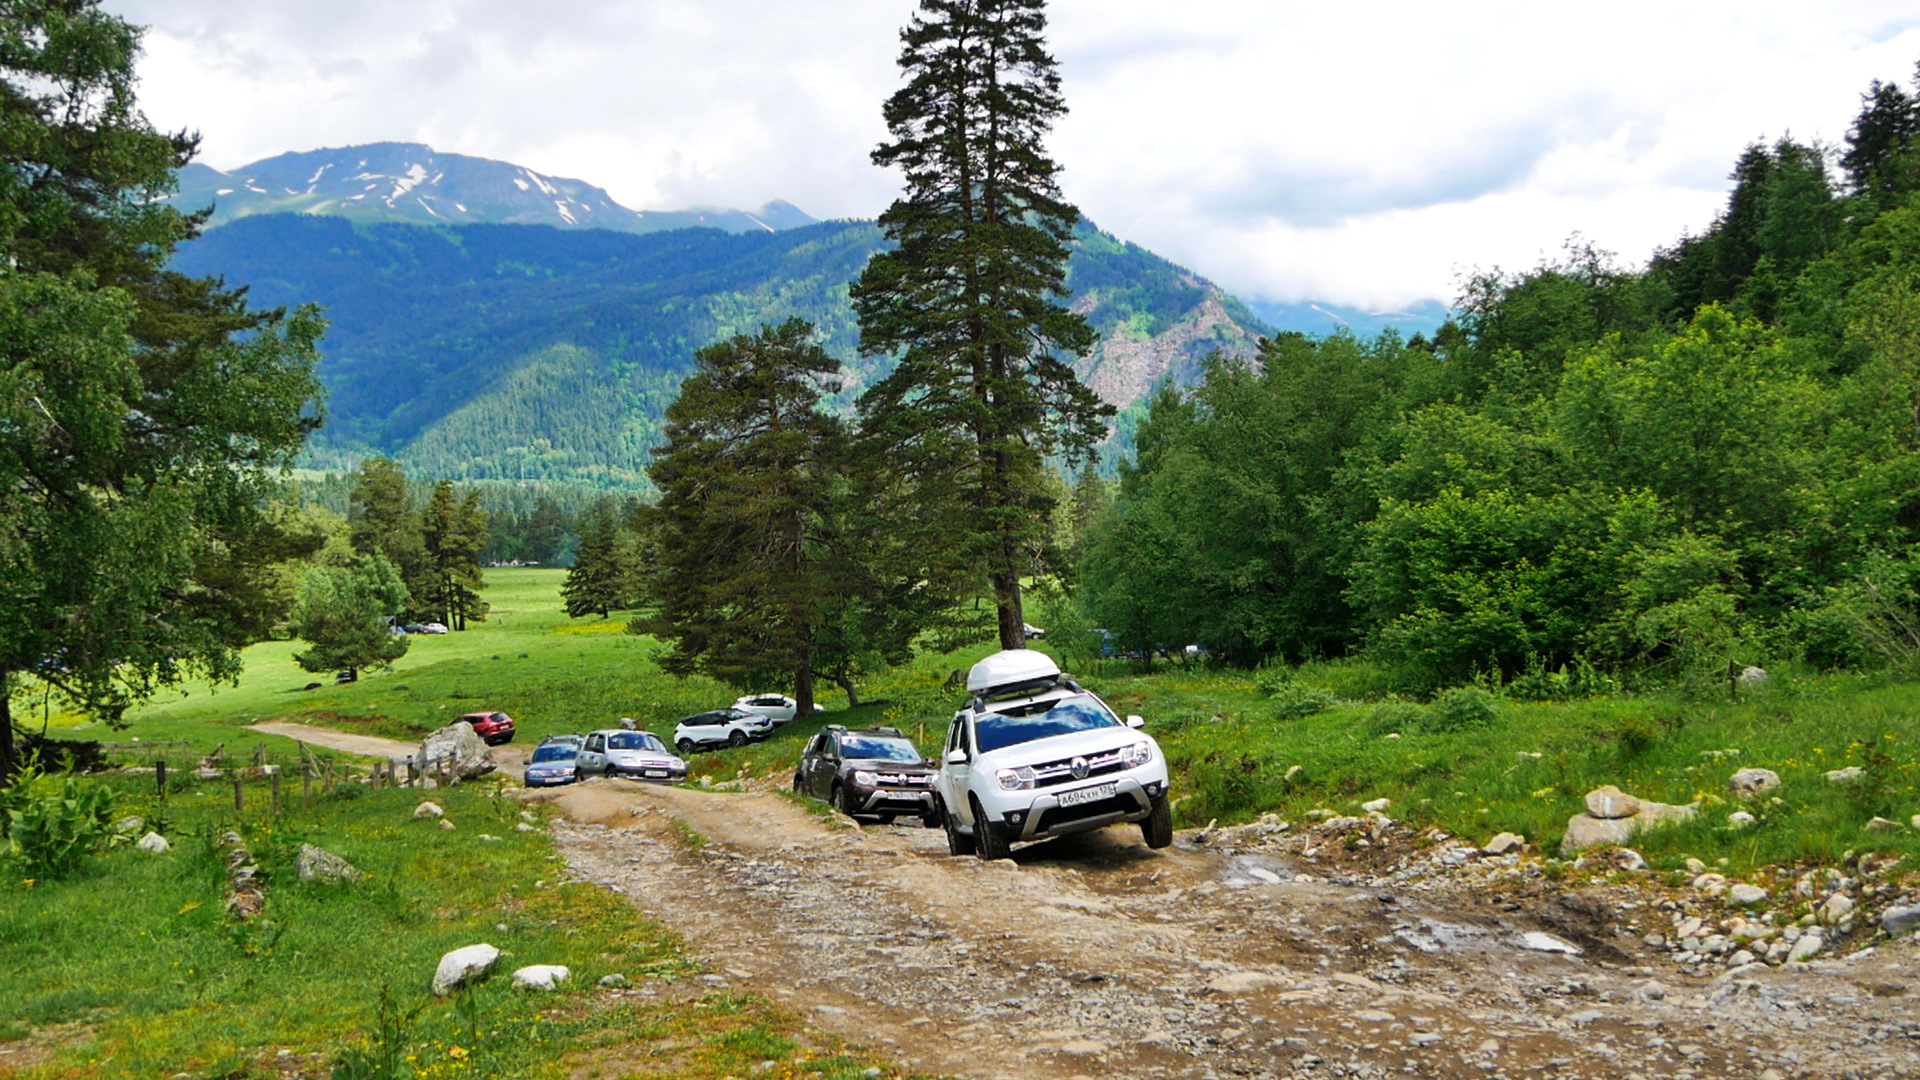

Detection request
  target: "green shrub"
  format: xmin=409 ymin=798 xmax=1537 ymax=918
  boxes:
xmin=0 ymin=766 xmax=122 ymax=878
xmin=1270 ymin=682 xmax=1337 ymax=722
xmin=1362 ymin=695 xmax=1429 ymax=736
xmin=1418 ymin=686 xmax=1499 ymax=733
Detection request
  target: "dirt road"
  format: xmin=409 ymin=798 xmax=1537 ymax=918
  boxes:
xmin=246 ymin=721 xmax=531 ymax=770
xmin=527 ymin=779 xmax=1920 ymax=1080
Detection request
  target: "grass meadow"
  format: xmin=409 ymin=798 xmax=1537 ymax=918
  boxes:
xmin=7 ymin=569 xmax=1920 ymax=1074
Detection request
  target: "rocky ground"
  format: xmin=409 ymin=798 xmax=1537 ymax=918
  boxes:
xmin=522 ymin=779 xmax=1920 ymax=1080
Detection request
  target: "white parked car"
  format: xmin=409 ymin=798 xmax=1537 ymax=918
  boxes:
xmin=732 ymin=694 xmax=826 ymax=724
xmin=934 ymin=649 xmax=1171 ymax=860
xmin=420 ymin=622 xmax=450 ymax=635
xmin=674 ymin=707 xmax=774 ymax=752
xmin=576 ymin=729 xmax=687 ymax=781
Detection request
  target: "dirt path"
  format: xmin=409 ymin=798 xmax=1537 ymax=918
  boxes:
xmin=526 ymin=779 xmax=1920 ymax=1080
xmin=246 ymin=721 xmax=532 ymax=770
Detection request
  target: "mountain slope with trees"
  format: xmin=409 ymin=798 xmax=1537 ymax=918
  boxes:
xmin=171 ymin=211 xmax=1269 ymax=485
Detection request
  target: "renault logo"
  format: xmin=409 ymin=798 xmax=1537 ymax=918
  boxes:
xmin=1070 ymin=756 xmax=1089 ymax=779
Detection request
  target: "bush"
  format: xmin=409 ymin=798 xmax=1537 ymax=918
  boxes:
xmin=1362 ymin=695 xmax=1429 ymax=736
xmin=1418 ymin=686 xmax=1500 ymax=734
xmin=1269 ymin=682 xmax=1337 ymax=722
xmin=0 ymin=766 xmax=122 ymax=878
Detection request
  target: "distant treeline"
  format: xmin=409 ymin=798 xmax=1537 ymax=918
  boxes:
xmin=1082 ymin=62 xmax=1920 ymax=690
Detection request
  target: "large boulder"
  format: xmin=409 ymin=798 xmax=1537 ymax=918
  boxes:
xmin=1561 ymin=788 xmax=1698 ymax=854
xmin=296 ymin=843 xmax=363 ymax=883
xmin=1728 ymin=768 xmax=1780 ymax=798
xmin=432 ymin=944 xmax=500 ymax=995
xmin=420 ymin=723 xmax=496 ymax=783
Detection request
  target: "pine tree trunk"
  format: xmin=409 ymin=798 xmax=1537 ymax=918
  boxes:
xmin=833 ymin=674 xmax=861 ymax=709
xmin=793 ymin=660 xmax=815 ymax=720
xmin=0 ymin=680 xmax=15 ymax=786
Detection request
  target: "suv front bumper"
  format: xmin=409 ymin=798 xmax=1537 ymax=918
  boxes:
xmin=991 ymin=775 xmax=1160 ymax=843
xmin=855 ymin=787 xmax=935 ymax=816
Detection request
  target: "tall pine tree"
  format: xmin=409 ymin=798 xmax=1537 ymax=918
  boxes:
xmin=562 ymin=501 xmax=636 ymax=619
xmin=851 ymin=0 xmax=1111 ymax=651
xmin=421 ymin=481 xmax=490 ymax=630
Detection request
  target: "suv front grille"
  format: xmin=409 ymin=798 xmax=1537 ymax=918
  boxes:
xmin=1030 ymin=749 xmax=1127 ymax=789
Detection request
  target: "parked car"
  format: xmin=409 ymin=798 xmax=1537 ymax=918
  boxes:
xmin=523 ymin=742 xmax=581 ymax=787
xmin=792 ymin=725 xmax=938 ymax=825
xmin=1022 ymin=623 xmax=1045 ymax=640
xmin=732 ymin=694 xmax=826 ymax=725
xmin=933 ymin=649 xmax=1171 ymax=860
xmin=576 ymin=729 xmax=688 ymax=781
xmin=401 ymin=624 xmax=428 ymax=634
xmin=456 ymin=710 xmax=516 ymax=745
xmin=420 ymin=622 xmax=450 ymax=635
xmin=539 ymin=733 xmax=585 ymax=750
xmin=674 ymin=708 xmax=774 ymax=752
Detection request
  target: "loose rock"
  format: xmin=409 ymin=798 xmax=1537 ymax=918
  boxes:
xmin=510 ymin=964 xmax=570 ymax=990
xmin=413 ymin=801 xmax=444 ymax=820
xmin=1482 ymin=832 xmax=1526 ymax=856
xmin=1727 ymin=810 xmax=1756 ymax=830
xmin=1727 ymin=883 xmax=1767 ymax=906
xmin=134 ymin=831 xmax=170 ymax=854
xmin=1728 ymin=768 xmax=1780 ymax=797
xmin=295 ymin=843 xmax=363 ymax=883
xmin=432 ymin=944 xmax=500 ymax=995
xmin=1826 ymin=766 xmax=1865 ymax=785
xmin=1585 ymin=785 xmax=1641 ymax=819
xmin=1879 ymin=905 xmax=1920 ymax=937
xmin=420 ymin=723 xmax=497 ymax=783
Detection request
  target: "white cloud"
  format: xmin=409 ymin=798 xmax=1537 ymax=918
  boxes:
xmin=109 ymin=0 xmax=1920 ymax=308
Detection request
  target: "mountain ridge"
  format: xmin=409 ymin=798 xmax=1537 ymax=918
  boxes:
xmin=171 ymin=142 xmax=815 ymax=236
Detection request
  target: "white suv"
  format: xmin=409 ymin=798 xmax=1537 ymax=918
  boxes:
xmin=934 ymin=650 xmax=1172 ymax=860
xmin=673 ymin=707 xmax=774 ymax=752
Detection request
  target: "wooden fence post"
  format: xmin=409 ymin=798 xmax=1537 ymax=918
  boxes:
xmin=233 ymin=775 xmax=244 ymax=813
xmin=271 ymin=769 xmax=282 ymax=816
xmin=302 ymin=765 xmax=312 ymax=809
xmin=155 ymin=760 xmax=168 ymax=801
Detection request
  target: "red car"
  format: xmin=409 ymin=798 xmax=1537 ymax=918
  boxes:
xmin=457 ymin=711 xmax=516 ymax=745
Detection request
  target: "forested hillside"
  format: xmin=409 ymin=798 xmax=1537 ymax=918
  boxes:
xmin=1083 ymin=66 xmax=1920 ymax=690
xmin=173 ymin=214 xmax=1267 ymax=484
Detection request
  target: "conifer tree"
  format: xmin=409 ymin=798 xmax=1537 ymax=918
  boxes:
xmin=851 ymin=0 xmax=1111 ymax=651
xmin=291 ymin=555 xmax=411 ymax=682
xmin=0 ymin=0 xmax=324 ymax=778
xmin=639 ymin=319 xmax=845 ymax=715
xmin=421 ymin=482 xmax=490 ymax=630
xmin=562 ymin=502 xmax=634 ymax=619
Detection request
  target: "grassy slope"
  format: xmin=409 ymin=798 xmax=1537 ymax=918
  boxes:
xmin=67 ymin=568 xmax=1920 ymax=875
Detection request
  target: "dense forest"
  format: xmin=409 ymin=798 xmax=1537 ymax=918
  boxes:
xmin=172 ymin=214 xmax=1267 ymax=485
xmin=1081 ymin=64 xmax=1920 ymax=691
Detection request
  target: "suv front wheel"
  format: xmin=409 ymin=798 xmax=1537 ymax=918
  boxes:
xmin=1141 ymin=793 xmax=1173 ymax=849
xmin=971 ymin=795 xmax=1011 ymax=861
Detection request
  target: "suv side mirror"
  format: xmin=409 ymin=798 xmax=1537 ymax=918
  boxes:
xmin=1126 ymin=715 xmax=1145 ymax=729
xmin=944 ymin=749 xmax=968 ymax=765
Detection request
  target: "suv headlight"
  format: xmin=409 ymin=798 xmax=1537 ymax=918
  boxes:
xmin=996 ymin=766 xmax=1036 ymax=791
xmin=853 ymin=770 xmax=877 ymax=786
xmin=1121 ymin=741 xmax=1154 ymax=768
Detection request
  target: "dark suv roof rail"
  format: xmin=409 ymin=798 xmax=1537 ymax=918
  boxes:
xmin=825 ymin=723 xmax=848 ymax=732
xmin=871 ymin=726 xmax=903 ymax=736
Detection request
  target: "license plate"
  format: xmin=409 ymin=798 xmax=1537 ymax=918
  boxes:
xmin=643 ymin=769 xmax=668 ymax=778
xmin=1057 ymin=782 xmax=1118 ymax=807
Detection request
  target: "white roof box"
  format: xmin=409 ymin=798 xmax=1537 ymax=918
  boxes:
xmin=966 ymin=649 xmax=1061 ymax=694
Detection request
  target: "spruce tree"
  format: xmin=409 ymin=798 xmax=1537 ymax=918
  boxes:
xmin=562 ymin=502 xmax=632 ymax=619
xmin=421 ymin=482 xmax=490 ymax=630
xmin=851 ymin=0 xmax=1111 ymax=651
xmin=639 ymin=319 xmax=845 ymax=715
xmin=0 ymin=1 xmax=324 ymax=777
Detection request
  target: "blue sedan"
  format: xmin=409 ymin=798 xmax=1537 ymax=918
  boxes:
xmin=522 ymin=743 xmax=581 ymax=787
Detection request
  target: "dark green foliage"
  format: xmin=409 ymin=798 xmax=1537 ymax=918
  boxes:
xmin=561 ymin=501 xmax=639 ymax=619
xmin=1843 ymin=67 xmax=1920 ymax=202
xmin=0 ymin=765 xmax=121 ymax=878
xmin=639 ymin=320 xmax=847 ymax=713
xmin=0 ymin=1 xmax=325 ymax=777
xmin=1420 ymin=687 xmax=1500 ymax=734
xmin=852 ymin=0 xmax=1112 ymax=649
xmin=420 ymin=482 xmax=489 ymax=630
xmin=1080 ymin=57 xmax=1920 ymax=692
xmin=290 ymin=554 xmax=411 ymax=681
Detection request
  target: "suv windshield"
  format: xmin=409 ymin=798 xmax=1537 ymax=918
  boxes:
xmin=840 ymin=736 xmax=921 ymax=763
xmin=974 ymin=693 xmax=1120 ymax=754
xmin=608 ymin=733 xmax=661 ymax=752
xmin=531 ymin=745 xmax=576 ymax=763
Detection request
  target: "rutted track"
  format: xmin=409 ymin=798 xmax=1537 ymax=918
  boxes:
xmin=530 ymin=780 xmax=1920 ymax=1080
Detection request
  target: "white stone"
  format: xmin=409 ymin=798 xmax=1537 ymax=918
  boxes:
xmin=515 ymin=822 xmax=537 ymax=833
xmin=1786 ymin=935 xmax=1823 ymax=963
xmin=1726 ymin=811 xmax=1755 ymax=830
xmin=134 ymin=831 xmax=170 ymax=854
xmin=1865 ymin=816 xmax=1897 ymax=833
xmin=1736 ymin=666 xmax=1768 ymax=687
xmin=432 ymin=944 xmax=500 ymax=995
xmin=420 ymin=722 xmax=497 ymax=783
xmin=1819 ymin=893 xmax=1854 ymax=925
xmin=1880 ymin=905 xmax=1920 ymax=937
xmin=1727 ymin=884 xmax=1767 ymax=906
xmin=413 ymin=801 xmax=444 ymax=820
xmin=1825 ymin=766 xmax=1864 ymax=785
xmin=1518 ymin=931 xmax=1582 ymax=955
xmin=510 ymin=964 xmax=570 ymax=990
xmin=295 ymin=843 xmax=362 ymax=883
xmin=1584 ymin=786 xmax=1641 ymax=819
xmin=1362 ymin=798 xmax=1391 ymax=813
xmin=1728 ymin=768 xmax=1779 ymax=797
xmin=439 ymin=819 xmax=455 ymax=831
xmin=1482 ymin=832 xmax=1526 ymax=856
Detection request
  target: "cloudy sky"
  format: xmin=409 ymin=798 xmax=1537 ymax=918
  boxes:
xmin=110 ymin=0 xmax=1920 ymax=310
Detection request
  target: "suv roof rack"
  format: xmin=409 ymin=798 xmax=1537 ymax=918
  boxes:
xmin=871 ymin=726 xmax=904 ymax=736
xmin=825 ymin=723 xmax=848 ymax=732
